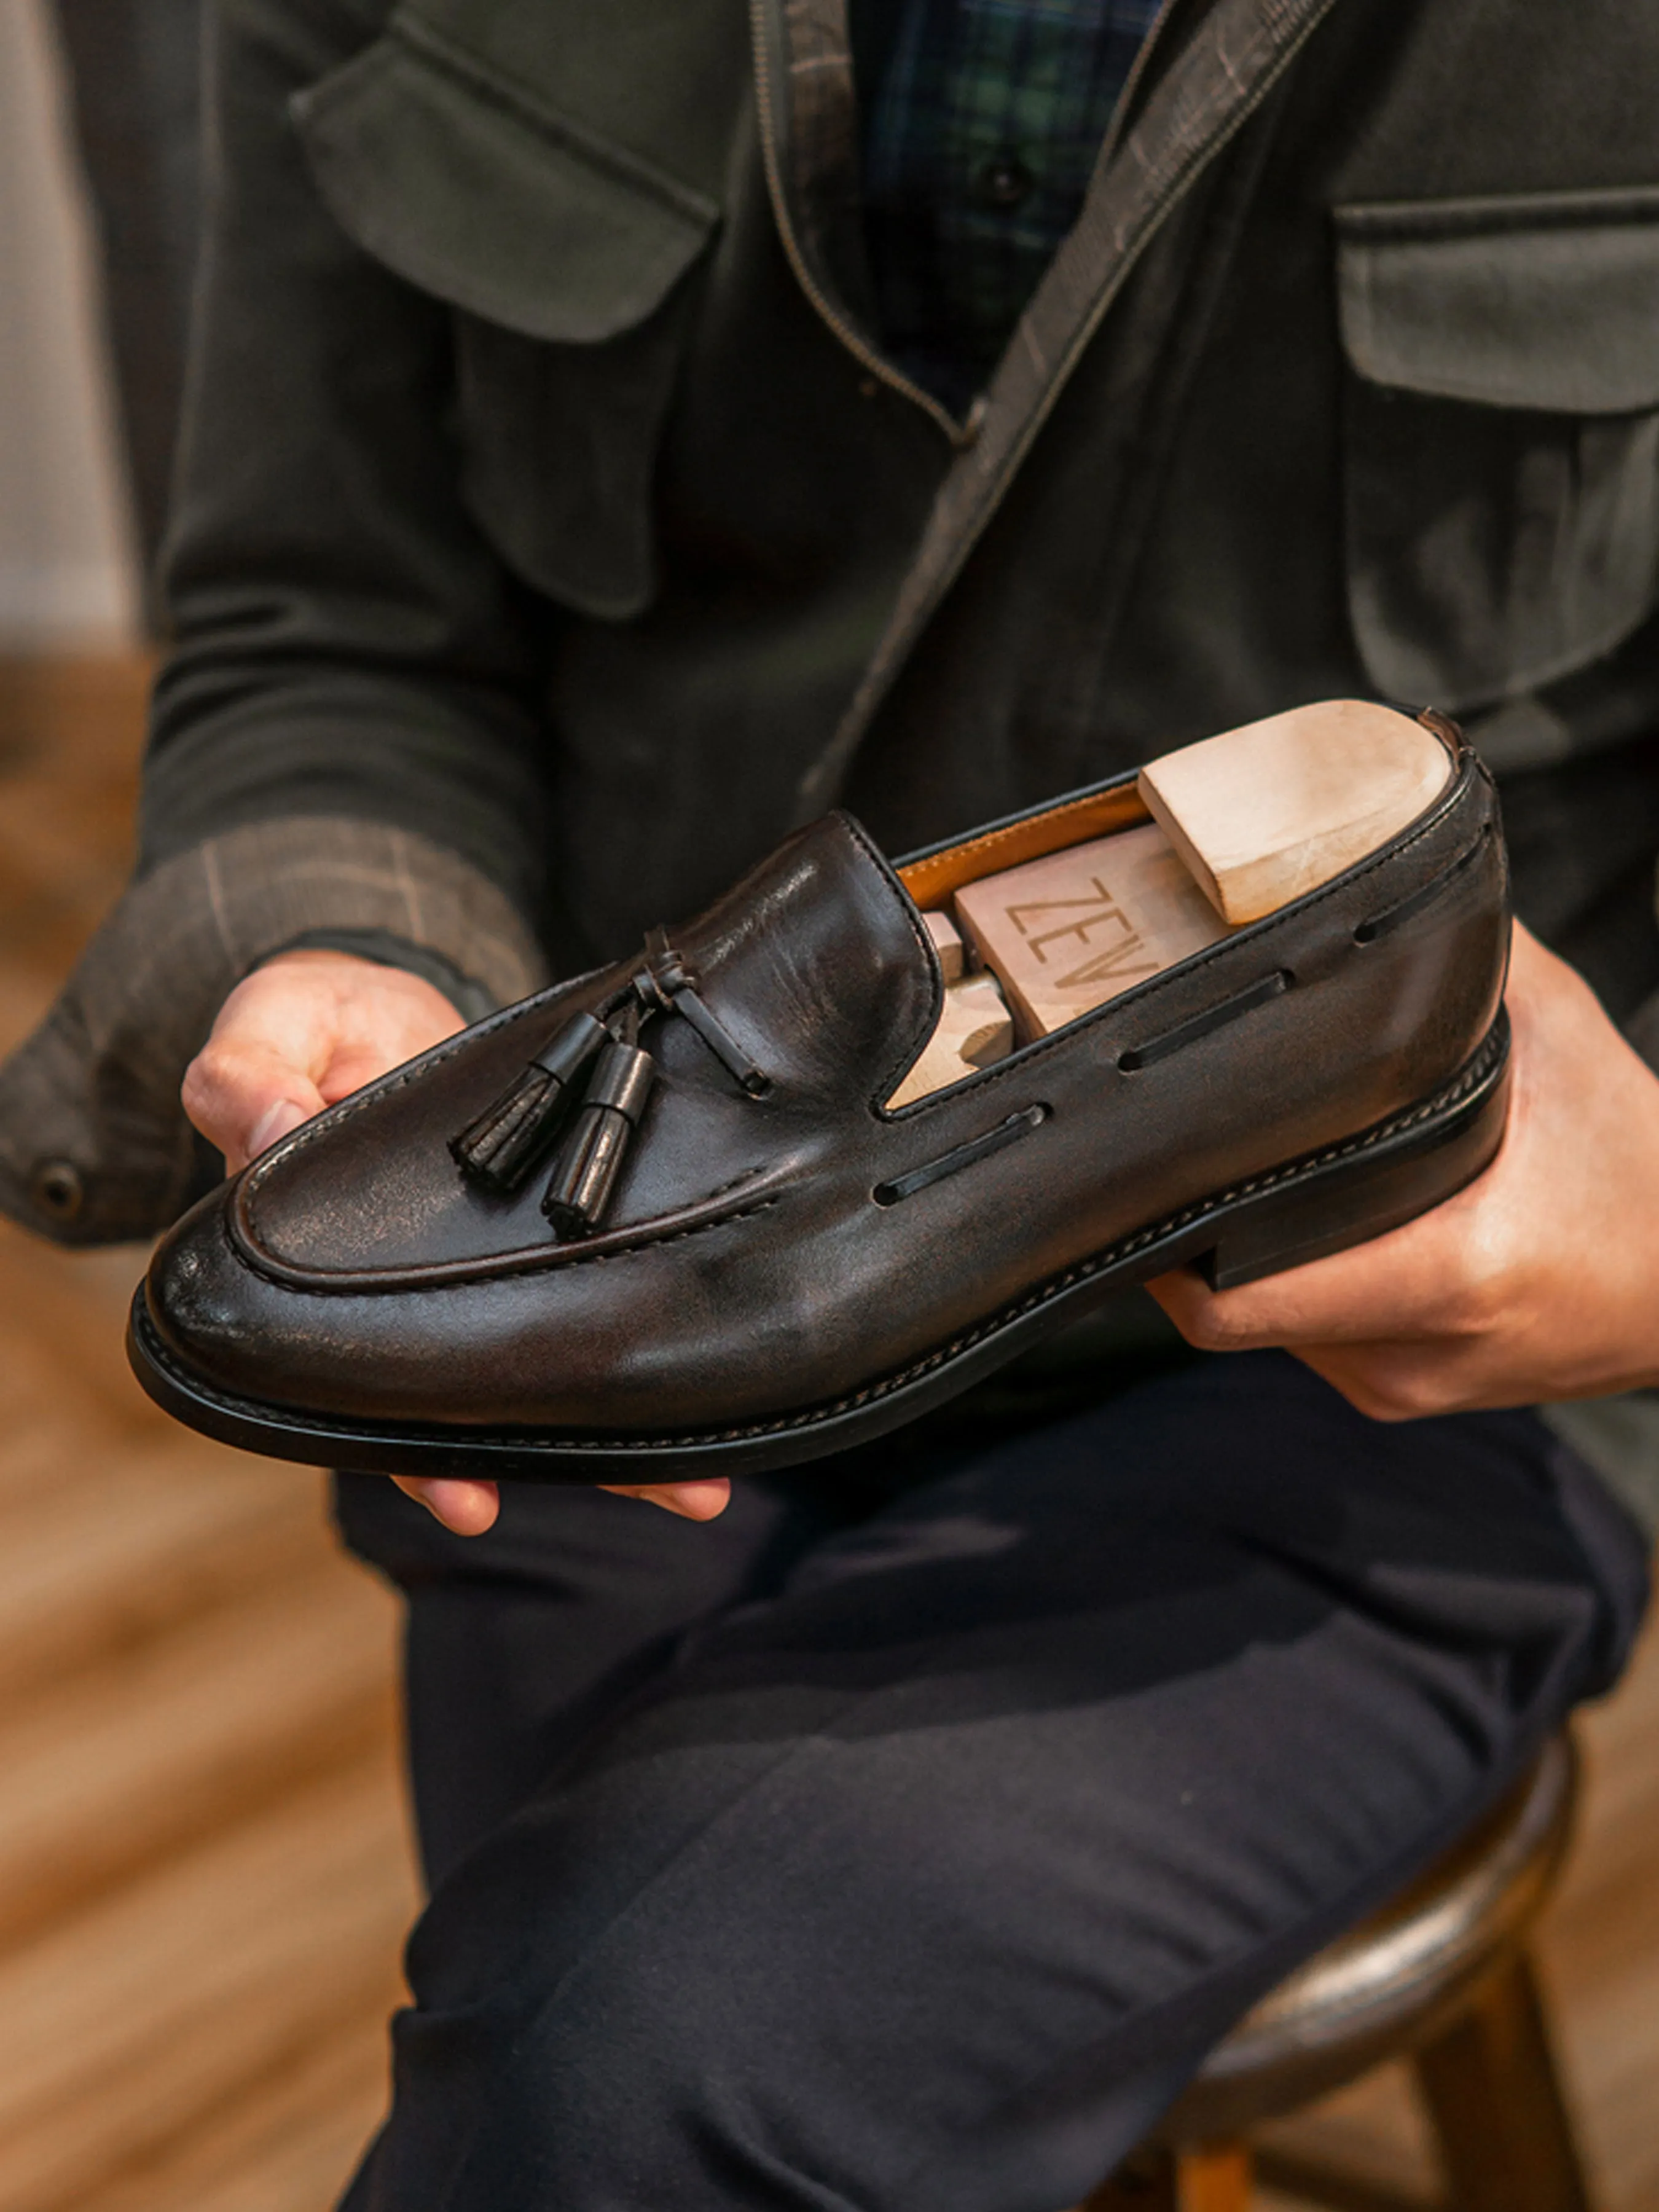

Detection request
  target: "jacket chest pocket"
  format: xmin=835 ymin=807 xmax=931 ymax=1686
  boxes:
xmin=293 ymin=12 xmax=721 ymax=619
xmin=1336 ymin=187 xmax=1659 ymax=713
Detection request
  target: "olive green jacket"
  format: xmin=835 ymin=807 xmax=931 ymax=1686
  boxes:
xmin=3 ymin=0 xmax=1658 ymax=1506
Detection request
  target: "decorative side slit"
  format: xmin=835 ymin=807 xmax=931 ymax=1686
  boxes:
xmin=874 ymin=1105 xmax=1049 ymax=1206
xmin=1354 ymin=826 xmax=1491 ymax=944
xmin=1117 ymin=970 xmax=1291 ymax=1072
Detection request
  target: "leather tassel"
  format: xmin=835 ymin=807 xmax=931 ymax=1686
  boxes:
xmin=662 ymin=983 xmax=768 ymax=1095
xmin=638 ymin=928 xmax=768 ymax=1096
xmin=543 ymin=1029 xmax=656 ymax=1239
xmin=449 ymin=1011 xmax=609 ymax=1193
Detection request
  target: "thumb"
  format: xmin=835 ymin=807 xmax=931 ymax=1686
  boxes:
xmin=246 ymin=1096 xmax=312 ymax=1159
xmin=182 ymin=1038 xmax=327 ymax=1172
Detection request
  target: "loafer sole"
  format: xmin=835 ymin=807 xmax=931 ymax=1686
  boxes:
xmin=127 ymin=1013 xmax=1509 ymax=1481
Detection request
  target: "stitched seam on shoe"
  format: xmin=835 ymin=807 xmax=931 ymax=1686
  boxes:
xmin=238 ymin=815 xmax=931 ymax=1249
xmin=879 ymin=769 xmax=1486 ymax=1118
xmin=171 ymin=1022 xmax=1503 ymax=1445
xmin=226 ymin=1192 xmax=782 ymax=1295
xmin=237 ymin=776 xmax=1483 ymax=1244
xmin=238 ymin=973 xmax=612 ymax=1217
xmin=712 ymin=1023 xmax=1508 ymax=1446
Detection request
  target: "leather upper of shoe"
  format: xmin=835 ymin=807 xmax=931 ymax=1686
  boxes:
xmin=234 ymin=812 xmax=939 ymax=1280
xmin=146 ymin=741 xmax=1507 ymax=1438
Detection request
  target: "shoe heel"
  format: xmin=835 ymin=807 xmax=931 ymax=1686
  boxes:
xmin=1201 ymin=1020 xmax=1510 ymax=1291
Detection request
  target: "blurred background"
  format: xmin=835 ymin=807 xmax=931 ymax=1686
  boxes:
xmin=0 ymin=0 xmax=1655 ymax=2205
xmin=0 ymin=0 xmax=134 ymax=646
xmin=0 ymin=4 xmax=418 ymax=2205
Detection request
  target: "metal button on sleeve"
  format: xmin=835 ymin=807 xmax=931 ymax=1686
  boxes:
xmin=31 ymin=1158 xmax=84 ymax=1223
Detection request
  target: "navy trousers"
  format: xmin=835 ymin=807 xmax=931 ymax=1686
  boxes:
xmin=334 ymin=1348 xmax=1646 ymax=2212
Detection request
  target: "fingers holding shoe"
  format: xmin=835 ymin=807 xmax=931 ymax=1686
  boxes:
xmin=178 ymin=952 xmax=730 ymax=1536
xmin=1148 ymin=923 xmax=1659 ymax=1418
xmin=599 ymin=1481 xmax=733 ymax=1521
xmin=186 ymin=951 xmax=502 ymax=1537
xmin=182 ymin=949 xmax=466 ymax=1171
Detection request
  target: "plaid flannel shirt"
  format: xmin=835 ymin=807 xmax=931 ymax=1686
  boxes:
xmin=859 ymin=0 xmax=1164 ymax=410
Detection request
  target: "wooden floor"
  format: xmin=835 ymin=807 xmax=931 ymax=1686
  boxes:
xmin=0 ymin=658 xmax=417 ymax=2212
xmin=0 ymin=655 xmax=1654 ymax=2211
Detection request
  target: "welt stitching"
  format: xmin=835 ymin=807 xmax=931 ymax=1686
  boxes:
xmin=690 ymin=1021 xmax=1502 ymax=1440
xmin=226 ymin=1194 xmax=781 ymax=1297
xmin=769 ymin=1027 xmax=1508 ymax=1435
xmin=187 ymin=1022 xmax=1502 ymax=1445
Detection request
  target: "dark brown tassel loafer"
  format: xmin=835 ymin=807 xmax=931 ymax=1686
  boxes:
xmin=128 ymin=703 xmax=1511 ymax=1482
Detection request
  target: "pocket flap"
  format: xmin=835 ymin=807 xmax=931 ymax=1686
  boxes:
xmin=1336 ymin=187 xmax=1659 ymax=415
xmin=291 ymin=13 xmax=720 ymax=343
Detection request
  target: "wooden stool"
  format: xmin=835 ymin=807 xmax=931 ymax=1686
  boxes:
xmin=1082 ymin=1733 xmax=1591 ymax=2212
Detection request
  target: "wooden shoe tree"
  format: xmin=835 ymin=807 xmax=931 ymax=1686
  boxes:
xmin=954 ymin=820 xmax=1223 ymax=1041
xmin=888 ymin=974 xmax=1014 ymax=1108
xmin=1137 ymin=699 xmax=1453 ymax=925
xmin=889 ymin=703 xmax=1451 ymax=1105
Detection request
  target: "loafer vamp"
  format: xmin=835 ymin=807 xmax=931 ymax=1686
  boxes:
xmin=234 ymin=814 xmax=938 ymax=1278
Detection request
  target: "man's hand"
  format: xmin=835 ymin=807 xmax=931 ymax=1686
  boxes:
xmin=182 ymin=950 xmax=731 ymax=1534
xmin=182 ymin=949 xmax=467 ymax=1173
xmin=1148 ymin=921 xmax=1659 ymax=1418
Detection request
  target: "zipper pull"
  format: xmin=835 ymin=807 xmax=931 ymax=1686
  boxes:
xmin=542 ymin=1020 xmax=657 ymax=1239
xmin=449 ymin=1011 xmax=609 ymax=1193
